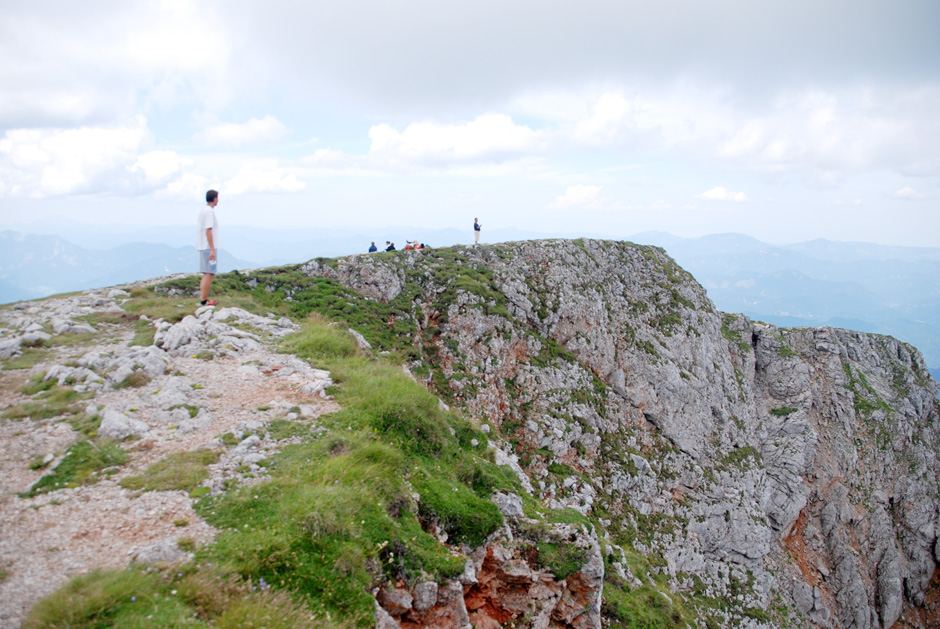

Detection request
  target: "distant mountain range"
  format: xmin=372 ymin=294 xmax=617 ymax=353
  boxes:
xmin=0 ymin=231 xmax=256 ymax=303
xmin=1 ymin=227 xmax=937 ymax=373
xmin=629 ymin=232 xmax=940 ymax=374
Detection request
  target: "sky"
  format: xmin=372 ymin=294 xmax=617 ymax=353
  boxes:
xmin=1 ymin=0 xmax=939 ymax=246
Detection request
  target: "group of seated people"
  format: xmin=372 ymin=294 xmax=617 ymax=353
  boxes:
xmin=369 ymin=240 xmax=429 ymax=252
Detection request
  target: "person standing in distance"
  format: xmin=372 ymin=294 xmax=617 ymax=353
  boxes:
xmin=473 ymin=217 xmax=482 ymax=245
xmin=198 ymin=190 xmax=219 ymax=307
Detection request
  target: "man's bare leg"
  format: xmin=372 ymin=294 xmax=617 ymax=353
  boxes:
xmin=200 ymin=273 xmax=214 ymax=302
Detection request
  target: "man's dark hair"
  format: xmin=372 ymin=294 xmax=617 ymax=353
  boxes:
xmin=206 ymin=190 xmax=218 ymax=203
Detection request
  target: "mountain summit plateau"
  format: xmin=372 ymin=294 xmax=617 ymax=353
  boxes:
xmin=1 ymin=238 xmax=937 ymax=628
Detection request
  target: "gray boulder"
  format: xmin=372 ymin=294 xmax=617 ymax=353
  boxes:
xmin=98 ymin=409 xmax=150 ymax=439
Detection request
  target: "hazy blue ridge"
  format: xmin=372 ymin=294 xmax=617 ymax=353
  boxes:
xmin=0 ymin=231 xmax=258 ymax=304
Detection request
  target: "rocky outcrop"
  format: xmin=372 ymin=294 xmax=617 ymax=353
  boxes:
xmin=373 ymin=495 xmax=604 ymax=629
xmin=305 ymin=239 xmax=940 ymax=628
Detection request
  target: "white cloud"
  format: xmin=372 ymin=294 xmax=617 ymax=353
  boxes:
xmin=197 ymin=116 xmax=289 ymax=148
xmin=155 ymin=172 xmax=210 ymax=202
xmin=895 ymin=186 xmax=926 ymax=200
xmin=224 ymin=161 xmax=306 ymax=195
xmin=714 ymin=87 xmax=940 ymax=181
xmin=540 ymin=84 xmax=729 ymax=152
xmin=0 ymin=117 xmax=152 ymax=197
xmin=295 ymin=148 xmax=391 ymax=178
xmin=550 ymin=184 xmax=603 ymax=209
xmin=303 ymin=149 xmax=345 ymax=165
xmin=0 ymin=1 xmax=233 ymax=127
xmin=571 ymin=93 xmax=633 ymax=144
xmin=0 ymin=118 xmax=246 ymax=201
xmin=698 ymin=186 xmax=749 ymax=202
xmin=123 ymin=2 xmax=229 ymax=76
xmin=131 ymin=150 xmax=187 ymax=186
xmin=523 ymin=84 xmax=940 ymax=184
xmin=369 ymin=113 xmax=544 ymax=166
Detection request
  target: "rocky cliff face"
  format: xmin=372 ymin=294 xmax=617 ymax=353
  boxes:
xmin=302 ymin=239 xmax=940 ymax=628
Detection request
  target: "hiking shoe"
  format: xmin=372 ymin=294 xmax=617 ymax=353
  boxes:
xmin=200 ymin=299 xmax=218 ymax=307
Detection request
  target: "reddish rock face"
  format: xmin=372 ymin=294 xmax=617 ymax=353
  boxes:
xmin=375 ymin=521 xmax=603 ymax=629
xmin=397 ymin=580 xmax=470 ymax=628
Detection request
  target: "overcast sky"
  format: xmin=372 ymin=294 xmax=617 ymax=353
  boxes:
xmin=1 ymin=0 xmax=938 ymax=246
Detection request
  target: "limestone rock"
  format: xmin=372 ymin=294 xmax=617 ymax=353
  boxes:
xmin=492 ymin=492 xmax=524 ymax=517
xmin=412 ymin=581 xmax=438 ymax=611
xmin=98 ymin=408 xmax=150 ymax=439
xmin=374 ymin=601 xmax=401 ymax=629
xmin=307 ymin=239 xmax=940 ymax=627
xmin=132 ymin=539 xmax=189 ymax=565
xmin=0 ymin=337 xmax=21 ymax=359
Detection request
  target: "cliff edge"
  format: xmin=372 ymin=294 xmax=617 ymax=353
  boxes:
xmin=302 ymin=238 xmax=940 ymax=628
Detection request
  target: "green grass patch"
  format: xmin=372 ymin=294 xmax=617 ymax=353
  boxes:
xmin=121 ymin=290 xmax=194 ymax=323
xmin=2 ymin=386 xmax=93 ymax=421
xmin=412 ymin=469 xmax=502 ymax=547
xmin=82 ymin=311 xmax=136 ymax=327
xmin=19 ymin=373 xmax=56 ymax=395
xmin=279 ymin=313 xmax=360 ymax=361
xmin=548 ymin=461 xmax=577 ymax=477
xmin=601 ymin=580 xmax=691 ymax=628
xmin=2 ymin=346 xmax=53 ymax=370
xmin=719 ymin=445 xmax=763 ymax=470
xmin=721 ymin=314 xmax=751 ymax=352
xmin=195 ymin=438 xmax=467 ymax=624
xmin=770 ymin=407 xmax=798 ymax=417
xmin=113 ymin=370 xmax=152 ymax=389
xmin=842 ymin=361 xmax=893 ymax=419
xmin=536 ymin=542 xmax=586 ymax=580
xmin=155 ymin=272 xmax=296 ymax=319
xmin=267 ymin=419 xmax=310 ymax=441
xmin=24 ymin=440 xmax=127 ymax=497
xmin=130 ymin=319 xmax=156 ymax=346
xmin=546 ymin=507 xmax=592 ymax=527
xmin=22 ymin=567 xmax=337 ymax=629
xmin=170 ymin=404 xmax=201 ymax=419
xmin=65 ymin=413 xmax=103 ymax=438
xmin=119 ymin=449 xmax=219 ymax=492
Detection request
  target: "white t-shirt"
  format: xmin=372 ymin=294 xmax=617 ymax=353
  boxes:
xmin=197 ymin=206 xmax=218 ymax=251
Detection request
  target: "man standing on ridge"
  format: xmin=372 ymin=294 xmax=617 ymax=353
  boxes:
xmin=198 ymin=189 xmax=219 ymax=307
xmin=473 ymin=217 xmax=482 ymax=245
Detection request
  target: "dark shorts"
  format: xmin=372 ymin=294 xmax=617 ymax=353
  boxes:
xmin=199 ymin=249 xmax=217 ymax=275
